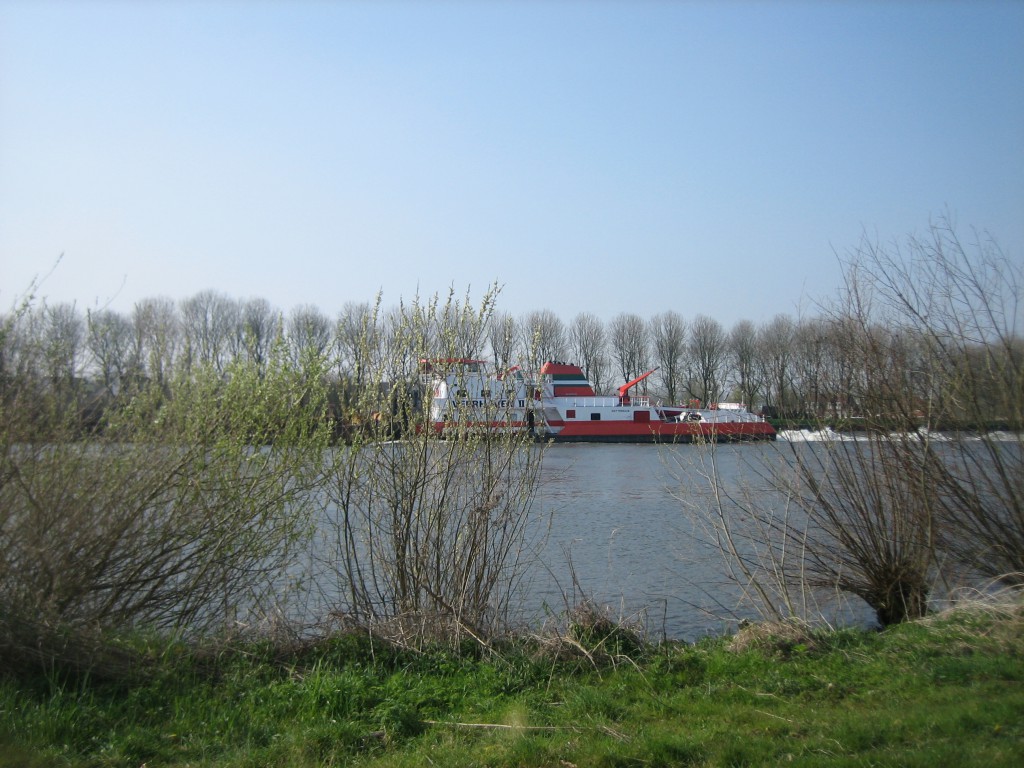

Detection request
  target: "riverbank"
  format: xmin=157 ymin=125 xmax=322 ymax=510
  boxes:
xmin=2 ymin=597 xmax=1021 ymax=767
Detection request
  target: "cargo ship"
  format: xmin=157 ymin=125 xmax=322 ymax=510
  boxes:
xmin=422 ymin=359 xmax=775 ymax=443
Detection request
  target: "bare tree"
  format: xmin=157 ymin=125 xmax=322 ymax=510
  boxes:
xmin=436 ymin=286 xmax=497 ymax=361
xmin=568 ymin=312 xmax=609 ymax=394
xmin=785 ymin=437 xmax=937 ymax=625
xmin=0 ymin=311 xmax=23 ymax=383
xmin=520 ymin=309 xmax=567 ymax=373
xmin=487 ymin=310 xmax=520 ymax=373
xmin=42 ymin=302 xmax=84 ymax=390
xmin=675 ymin=434 xmax=938 ymax=628
xmin=687 ymin=314 xmax=726 ymax=404
xmin=792 ymin=317 xmax=831 ymax=419
xmin=609 ymin=312 xmax=649 ymax=385
xmin=817 ymin=316 xmax=860 ymax=420
xmin=837 ymin=220 xmax=1023 ymax=583
xmin=650 ymin=311 xmax=687 ymax=402
xmin=758 ymin=313 xmax=795 ymax=416
xmin=1 ymin=306 xmax=44 ymax=404
xmin=336 ymin=301 xmax=377 ymax=386
xmin=179 ymin=290 xmax=238 ymax=373
xmin=239 ymin=297 xmax=279 ymax=374
xmin=378 ymin=303 xmax=416 ymax=385
xmin=728 ymin=319 xmax=761 ymax=410
xmin=287 ymin=304 xmax=333 ymax=366
xmin=318 ymin=290 xmax=546 ymax=648
xmin=86 ymin=309 xmax=133 ymax=398
xmin=131 ymin=297 xmax=178 ymax=390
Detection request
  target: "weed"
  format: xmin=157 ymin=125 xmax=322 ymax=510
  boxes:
xmin=3 ymin=601 xmax=1023 ymax=766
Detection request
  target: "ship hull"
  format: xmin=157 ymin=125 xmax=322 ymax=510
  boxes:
xmin=544 ymin=420 xmax=776 ymax=443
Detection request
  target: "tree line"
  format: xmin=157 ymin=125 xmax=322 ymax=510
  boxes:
xmin=5 ymin=251 xmax=1020 ymax=431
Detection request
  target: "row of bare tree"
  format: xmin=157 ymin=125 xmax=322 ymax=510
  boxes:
xmin=5 ymin=251 xmax=1020 ymax=427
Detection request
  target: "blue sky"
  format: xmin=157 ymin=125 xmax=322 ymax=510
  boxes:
xmin=2 ymin=0 xmax=1022 ymax=328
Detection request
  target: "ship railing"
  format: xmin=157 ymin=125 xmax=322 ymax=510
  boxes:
xmin=563 ymin=395 xmax=651 ymax=408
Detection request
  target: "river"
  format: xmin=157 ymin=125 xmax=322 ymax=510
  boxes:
xmin=527 ymin=442 xmax=723 ymax=640
xmin=307 ymin=435 xmax=1015 ymax=641
xmin=524 ymin=441 xmax=872 ymax=641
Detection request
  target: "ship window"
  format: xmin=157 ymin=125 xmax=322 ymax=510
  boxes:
xmin=481 ymin=389 xmax=490 ymax=398
xmin=590 ymin=413 xmax=601 ymax=421
xmin=566 ymin=409 xmax=576 ymax=419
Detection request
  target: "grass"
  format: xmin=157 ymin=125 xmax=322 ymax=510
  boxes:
xmin=1 ymin=601 xmax=1022 ymax=767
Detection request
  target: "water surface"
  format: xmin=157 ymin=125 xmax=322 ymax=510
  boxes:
xmin=526 ymin=443 xmax=802 ymax=640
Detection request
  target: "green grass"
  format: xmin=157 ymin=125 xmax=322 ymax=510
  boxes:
xmin=2 ymin=604 xmax=1022 ymax=767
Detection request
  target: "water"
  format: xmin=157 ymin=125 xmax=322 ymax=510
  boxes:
xmin=523 ymin=442 xmax=841 ymax=640
xmin=310 ymin=437 xmax=1003 ymax=641
xmin=528 ymin=435 xmax=1022 ymax=640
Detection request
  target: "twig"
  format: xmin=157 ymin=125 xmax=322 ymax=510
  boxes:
xmin=754 ymin=708 xmax=796 ymax=724
xmin=420 ymin=720 xmax=568 ymax=732
xmin=420 ymin=719 xmax=631 ymax=742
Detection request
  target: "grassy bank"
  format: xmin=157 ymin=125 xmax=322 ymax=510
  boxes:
xmin=2 ymin=601 xmax=1022 ymax=767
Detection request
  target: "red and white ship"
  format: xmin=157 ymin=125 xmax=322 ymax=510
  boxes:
xmin=422 ymin=359 xmax=775 ymax=443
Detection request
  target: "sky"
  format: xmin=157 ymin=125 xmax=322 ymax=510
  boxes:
xmin=2 ymin=0 xmax=1022 ymax=328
